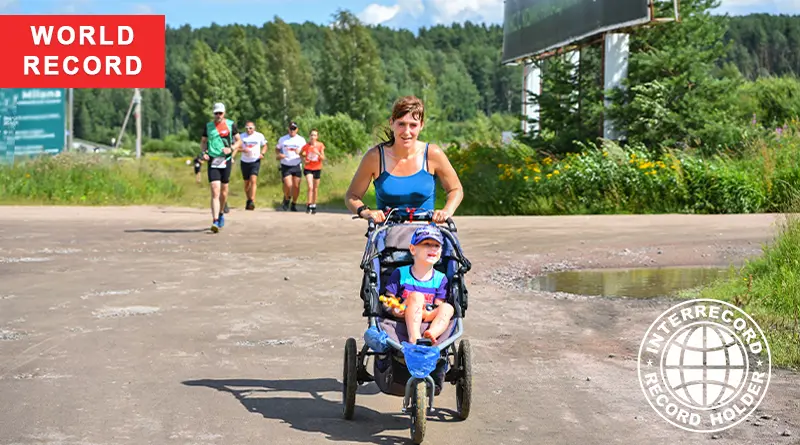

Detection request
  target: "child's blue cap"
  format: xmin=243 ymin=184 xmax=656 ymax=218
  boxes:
xmin=410 ymin=225 xmax=443 ymax=245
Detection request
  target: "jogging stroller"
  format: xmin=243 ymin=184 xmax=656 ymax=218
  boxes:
xmin=342 ymin=210 xmax=473 ymax=444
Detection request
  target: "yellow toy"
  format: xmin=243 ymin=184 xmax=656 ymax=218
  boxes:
xmin=379 ymin=295 xmax=406 ymax=317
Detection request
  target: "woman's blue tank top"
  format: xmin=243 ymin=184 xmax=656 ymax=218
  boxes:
xmin=374 ymin=143 xmax=436 ymax=212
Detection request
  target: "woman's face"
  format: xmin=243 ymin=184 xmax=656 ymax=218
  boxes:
xmin=309 ymin=131 xmax=318 ymax=143
xmin=390 ymin=112 xmax=424 ymax=149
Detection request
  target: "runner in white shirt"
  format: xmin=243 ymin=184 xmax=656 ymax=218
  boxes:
xmin=275 ymin=121 xmax=307 ymax=212
xmin=237 ymin=121 xmax=268 ymax=210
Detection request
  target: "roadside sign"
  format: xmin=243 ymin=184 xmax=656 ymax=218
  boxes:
xmin=0 ymin=88 xmax=66 ymax=165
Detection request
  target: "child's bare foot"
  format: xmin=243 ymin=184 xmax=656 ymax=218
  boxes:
xmin=423 ymin=331 xmax=438 ymax=345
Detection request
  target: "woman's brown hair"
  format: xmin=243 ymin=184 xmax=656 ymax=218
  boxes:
xmin=382 ymin=96 xmax=425 ymax=146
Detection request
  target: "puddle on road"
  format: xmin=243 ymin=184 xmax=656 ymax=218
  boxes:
xmin=529 ymin=267 xmax=730 ymax=298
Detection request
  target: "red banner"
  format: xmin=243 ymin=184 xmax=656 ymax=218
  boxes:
xmin=0 ymin=15 xmax=166 ymax=88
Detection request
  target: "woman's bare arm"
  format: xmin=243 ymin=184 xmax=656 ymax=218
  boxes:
xmin=345 ymin=147 xmax=380 ymax=216
xmin=428 ymin=144 xmax=463 ymax=220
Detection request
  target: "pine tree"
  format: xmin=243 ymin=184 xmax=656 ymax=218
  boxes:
xmin=319 ymin=10 xmax=388 ymax=129
xmin=264 ymin=17 xmax=315 ymax=129
xmin=181 ymin=40 xmax=241 ymax=137
xmin=608 ymin=0 xmax=742 ymax=152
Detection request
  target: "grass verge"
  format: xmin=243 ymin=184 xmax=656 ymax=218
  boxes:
xmin=0 ymin=152 xmax=367 ymax=212
xmin=684 ymin=212 xmax=800 ymax=369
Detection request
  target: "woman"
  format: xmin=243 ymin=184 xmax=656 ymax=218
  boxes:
xmin=299 ymin=129 xmax=325 ymax=214
xmin=345 ymin=96 xmax=463 ymax=224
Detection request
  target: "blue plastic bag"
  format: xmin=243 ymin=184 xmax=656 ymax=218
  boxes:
xmin=402 ymin=342 xmax=440 ymax=378
xmin=364 ymin=326 xmax=389 ymax=353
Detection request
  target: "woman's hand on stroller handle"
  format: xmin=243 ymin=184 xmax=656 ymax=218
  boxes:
xmin=432 ymin=209 xmax=451 ymax=224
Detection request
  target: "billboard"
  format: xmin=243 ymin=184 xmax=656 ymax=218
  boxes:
xmin=502 ymin=0 xmax=651 ymax=63
xmin=0 ymin=88 xmax=66 ymax=165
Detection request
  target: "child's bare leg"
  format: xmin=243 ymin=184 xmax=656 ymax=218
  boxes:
xmin=424 ymin=303 xmax=455 ymax=341
xmin=403 ymin=292 xmax=426 ymax=344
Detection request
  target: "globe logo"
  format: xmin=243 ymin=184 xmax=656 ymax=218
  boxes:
xmin=638 ymin=299 xmax=771 ymax=433
xmin=662 ymin=322 xmax=748 ymax=410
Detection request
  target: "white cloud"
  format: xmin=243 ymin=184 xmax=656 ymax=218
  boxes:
xmin=358 ymin=0 xmax=424 ymax=25
xmin=0 ymin=0 xmax=19 ymax=13
xmin=130 ymin=3 xmax=154 ymax=14
xmin=358 ymin=0 xmax=500 ymax=28
xmin=52 ymin=0 xmax=91 ymax=14
xmin=714 ymin=0 xmax=800 ymax=14
xmin=398 ymin=0 xmax=425 ymax=18
xmin=427 ymin=0 xmax=503 ymax=24
xmin=358 ymin=4 xmax=401 ymax=25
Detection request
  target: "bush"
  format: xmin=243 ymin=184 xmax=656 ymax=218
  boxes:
xmin=738 ymin=75 xmax=800 ymax=129
xmin=143 ymin=133 xmax=201 ymax=158
xmin=446 ymin=122 xmax=800 ymax=216
xmin=292 ymin=112 xmax=371 ymax=161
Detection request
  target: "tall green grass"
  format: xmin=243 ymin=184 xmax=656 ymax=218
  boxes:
xmin=690 ymin=212 xmax=800 ymax=369
xmin=0 ymin=153 xmax=183 ymax=205
xmin=0 ymin=152 xmax=366 ymax=211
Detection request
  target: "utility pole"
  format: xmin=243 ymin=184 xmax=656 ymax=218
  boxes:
xmin=115 ymin=91 xmax=135 ymax=149
xmin=67 ymin=88 xmax=74 ymax=152
xmin=134 ymin=88 xmax=142 ymax=159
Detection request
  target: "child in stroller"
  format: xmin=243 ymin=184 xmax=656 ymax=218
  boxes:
xmin=382 ymin=224 xmax=455 ymax=346
xmin=342 ymin=210 xmax=472 ymax=444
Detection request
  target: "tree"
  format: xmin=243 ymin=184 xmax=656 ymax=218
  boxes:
xmin=181 ymin=40 xmax=240 ymax=137
xmin=263 ymin=17 xmax=315 ymax=129
xmin=608 ymin=0 xmax=743 ymax=152
xmin=228 ymin=25 xmax=273 ymax=125
xmin=318 ymin=10 xmax=387 ymax=130
xmin=435 ymin=54 xmax=481 ymax=122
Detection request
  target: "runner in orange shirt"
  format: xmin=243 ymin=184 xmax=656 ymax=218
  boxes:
xmin=299 ymin=129 xmax=325 ymax=214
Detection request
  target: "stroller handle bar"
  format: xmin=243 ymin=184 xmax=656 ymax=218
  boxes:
xmin=355 ymin=209 xmax=471 ymax=274
xmin=351 ymin=209 xmax=457 ymax=233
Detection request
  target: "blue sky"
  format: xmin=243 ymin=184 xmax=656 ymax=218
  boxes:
xmin=0 ymin=0 xmax=795 ymax=30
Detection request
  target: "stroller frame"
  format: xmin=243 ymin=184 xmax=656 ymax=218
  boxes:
xmin=342 ymin=210 xmax=473 ymax=444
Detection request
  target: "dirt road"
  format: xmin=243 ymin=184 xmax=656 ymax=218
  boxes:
xmin=0 ymin=207 xmax=797 ymax=445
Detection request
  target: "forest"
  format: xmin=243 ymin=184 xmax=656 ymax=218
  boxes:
xmin=70 ymin=4 xmax=800 ymax=154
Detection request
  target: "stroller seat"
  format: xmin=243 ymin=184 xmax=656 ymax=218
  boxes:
xmin=378 ymin=317 xmax=458 ymax=346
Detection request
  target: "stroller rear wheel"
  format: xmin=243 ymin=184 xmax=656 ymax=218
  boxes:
xmin=410 ymin=380 xmax=427 ymax=444
xmin=343 ymin=337 xmax=358 ymax=419
xmin=456 ymin=339 xmax=472 ymax=420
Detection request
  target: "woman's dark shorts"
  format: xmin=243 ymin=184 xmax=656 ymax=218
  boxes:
xmin=304 ymin=168 xmax=322 ymax=179
xmin=241 ymin=159 xmax=261 ymax=179
xmin=280 ymin=163 xmax=302 ymax=178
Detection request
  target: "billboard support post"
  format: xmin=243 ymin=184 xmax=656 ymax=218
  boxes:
xmin=568 ymin=50 xmax=581 ymax=113
xmin=134 ymin=88 xmax=142 ymax=159
xmin=67 ymin=88 xmax=73 ymax=152
xmin=522 ymin=62 xmax=541 ymax=134
xmin=603 ymin=32 xmax=630 ymax=141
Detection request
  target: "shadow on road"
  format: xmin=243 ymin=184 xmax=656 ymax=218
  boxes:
xmin=124 ymin=228 xmax=208 ymax=233
xmin=182 ymin=378 xmax=413 ymax=444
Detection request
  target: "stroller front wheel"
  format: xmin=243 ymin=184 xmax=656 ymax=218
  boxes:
xmin=343 ymin=337 xmax=358 ymax=420
xmin=410 ymin=380 xmax=427 ymax=444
